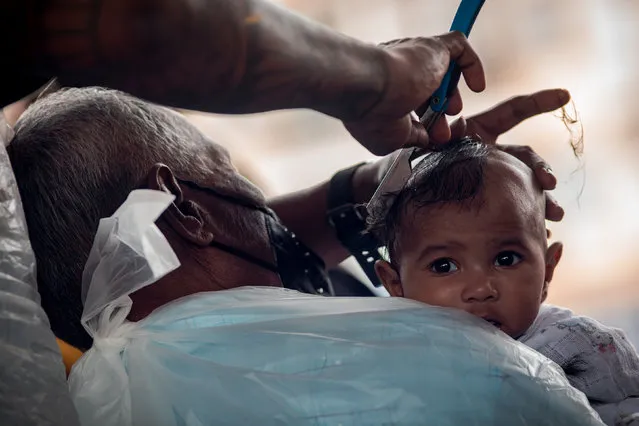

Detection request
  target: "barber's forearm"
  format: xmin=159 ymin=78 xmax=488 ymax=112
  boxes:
xmin=17 ymin=0 xmax=386 ymax=120
xmin=216 ymin=0 xmax=388 ymax=119
xmin=268 ymin=164 xmax=377 ymax=268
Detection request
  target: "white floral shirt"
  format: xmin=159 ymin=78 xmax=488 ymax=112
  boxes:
xmin=519 ymin=304 xmax=639 ymax=426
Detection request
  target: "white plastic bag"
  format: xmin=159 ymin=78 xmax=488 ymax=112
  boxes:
xmin=0 ymin=110 xmax=79 ymax=426
xmin=69 ymin=189 xmax=180 ymax=426
xmin=69 ymin=189 xmax=606 ymax=426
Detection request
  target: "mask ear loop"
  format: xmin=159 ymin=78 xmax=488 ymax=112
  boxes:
xmin=36 ymin=78 xmax=60 ymax=101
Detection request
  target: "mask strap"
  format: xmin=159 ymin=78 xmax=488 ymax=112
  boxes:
xmin=178 ymin=179 xmax=273 ymax=216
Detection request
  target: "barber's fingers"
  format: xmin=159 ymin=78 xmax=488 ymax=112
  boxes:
xmin=545 ymin=192 xmax=565 ymax=222
xmin=346 ymin=115 xmax=431 ymax=154
xmin=406 ymin=117 xmax=430 ymax=148
xmin=445 ymin=88 xmax=463 ymax=115
xmin=415 ymin=33 xmax=483 ymax=118
xmin=448 ymin=116 xmax=468 ymax=141
xmin=474 ymin=89 xmax=571 ymax=137
xmin=414 ymin=83 xmax=464 ymax=120
xmin=428 ymin=116 xmax=452 ymax=144
xmin=498 ymin=144 xmax=555 ymax=189
xmin=499 ymin=144 xmax=564 ymax=222
xmin=534 ymin=162 xmax=558 ymax=190
xmin=415 ymin=89 xmax=461 ymax=144
xmin=437 ymin=32 xmax=486 ymax=94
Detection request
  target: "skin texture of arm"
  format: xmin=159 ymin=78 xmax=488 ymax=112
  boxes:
xmin=3 ymin=0 xmax=386 ymax=121
xmin=3 ymin=1 xmax=489 ymax=154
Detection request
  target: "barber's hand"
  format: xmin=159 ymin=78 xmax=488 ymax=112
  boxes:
xmin=446 ymin=88 xmax=571 ymax=221
xmin=354 ymin=89 xmax=570 ymax=222
xmin=344 ymin=32 xmax=486 ymax=156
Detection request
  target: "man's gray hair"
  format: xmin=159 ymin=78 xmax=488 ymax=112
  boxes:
xmin=8 ymin=87 xmax=262 ymax=349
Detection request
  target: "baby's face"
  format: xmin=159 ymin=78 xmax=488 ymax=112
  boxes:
xmin=376 ymin=151 xmax=562 ymax=339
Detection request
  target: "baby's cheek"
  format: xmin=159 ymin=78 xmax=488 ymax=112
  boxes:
xmin=514 ymin=306 xmax=542 ymax=337
xmin=514 ymin=268 xmax=545 ymax=293
xmin=403 ymin=273 xmax=460 ymax=308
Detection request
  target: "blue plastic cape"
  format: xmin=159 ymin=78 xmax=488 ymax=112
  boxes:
xmin=69 ymin=190 xmax=605 ymax=426
xmin=0 ymin=111 xmax=79 ymax=426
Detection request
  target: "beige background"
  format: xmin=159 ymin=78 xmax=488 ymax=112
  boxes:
xmin=185 ymin=0 xmax=639 ymax=340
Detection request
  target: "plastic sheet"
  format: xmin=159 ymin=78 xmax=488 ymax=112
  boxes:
xmin=0 ymin=111 xmax=79 ymax=425
xmin=68 ymin=189 xmax=607 ymax=426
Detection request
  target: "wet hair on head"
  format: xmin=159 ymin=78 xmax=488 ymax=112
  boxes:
xmin=366 ymin=137 xmax=491 ymax=266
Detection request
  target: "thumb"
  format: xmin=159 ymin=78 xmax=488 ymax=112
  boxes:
xmin=449 ymin=116 xmax=468 ymax=141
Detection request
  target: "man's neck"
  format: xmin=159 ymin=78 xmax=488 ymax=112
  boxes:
xmin=128 ymin=235 xmax=281 ymax=322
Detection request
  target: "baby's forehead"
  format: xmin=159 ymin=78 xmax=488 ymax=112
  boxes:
xmin=485 ymin=150 xmax=537 ymax=186
xmin=480 ymin=150 xmax=544 ymax=216
xmin=403 ymin=150 xmax=546 ymax=241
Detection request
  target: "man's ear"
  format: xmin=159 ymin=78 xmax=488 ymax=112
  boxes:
xmin=542 ymin=241 xmax=563 ymax=301
xmin=146 ymin=163 xmax=214 ymax=246
xmin=374 ymin=260 xmax=404 ymax=297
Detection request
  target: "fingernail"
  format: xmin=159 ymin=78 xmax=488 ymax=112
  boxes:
xmin=559 ymin=89 xmax=570 ymax=103
xmin=543 ymin=167 xmax=554 ymax=175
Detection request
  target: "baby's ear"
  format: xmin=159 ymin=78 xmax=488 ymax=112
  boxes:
xmin=543 ymin=242 xmax=563 ymax=300
xmin=374 ymin=260 xmax=403 ymax=297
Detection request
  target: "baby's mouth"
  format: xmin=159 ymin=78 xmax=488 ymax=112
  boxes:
xmin=482 ymin=318 xmax=502 ymax=329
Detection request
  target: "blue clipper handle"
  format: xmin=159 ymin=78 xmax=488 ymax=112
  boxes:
xmin=429 ymin=0 xmax=486 ymax=112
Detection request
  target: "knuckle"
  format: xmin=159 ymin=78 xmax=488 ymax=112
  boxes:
xmin=520 ymin=145 xmax=539 ymax=159
xmin=505 ymin=145 xmax=525 ymax=157
xmin=509 ymin=94 xmax=527 ymax=103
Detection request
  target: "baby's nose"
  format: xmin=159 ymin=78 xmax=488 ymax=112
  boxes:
xmin=461 ymin=276 xmax=499 ymax=303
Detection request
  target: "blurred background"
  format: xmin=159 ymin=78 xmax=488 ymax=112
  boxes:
xmin=185 ymin=0 xmax=639 ymax=343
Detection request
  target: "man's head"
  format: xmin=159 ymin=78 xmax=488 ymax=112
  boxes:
xmin=9 ymin=87 xmax=280 ymax=349
xmin=368 ymin=139 xmax=563 ymax=338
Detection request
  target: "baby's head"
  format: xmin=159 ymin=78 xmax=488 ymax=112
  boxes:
xmin=368 ymin=138 xmax=563 ymax=338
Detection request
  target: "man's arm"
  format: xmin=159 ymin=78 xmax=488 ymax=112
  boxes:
xmin=6 ymin=0 xmax=385 ymax=121
xmin=3 ymin=0 xmax=487 ymax=155
xmin=268 ymin=163 xmax=378 ymax=269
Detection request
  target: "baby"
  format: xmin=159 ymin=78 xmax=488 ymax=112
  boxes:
xmin=367 ymin=138 xmax=639 ymax=426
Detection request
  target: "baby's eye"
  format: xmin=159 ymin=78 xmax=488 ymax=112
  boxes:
xmin=429 ymin=258 xmax=459 ymax=274
xmin=494 ymin=251 xmax=523 ymax=267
